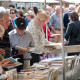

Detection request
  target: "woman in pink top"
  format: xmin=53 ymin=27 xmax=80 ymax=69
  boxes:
xmin=42 ymin=24 xmax=60 ymax=41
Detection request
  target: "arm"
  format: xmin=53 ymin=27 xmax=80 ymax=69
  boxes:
xmin=65 ymin=23 xmax=73 ymax=41
xmin=0 ymin=48 xmax=6 ymax=55
xmin=50 ymin=25 xmax=56 ymax=33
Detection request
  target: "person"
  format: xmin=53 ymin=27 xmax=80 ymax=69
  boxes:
xmin=9 ymin=9 xmax=17 ymax=27
xmin=65 ymin=12 xmax=80 ymax=56
xmin=42 ymin=11 xmax=60 ymax=41
xmin=0 ymin=12 xmax=11 ymax=58
xmin=33 ymin=6 xmax=38 ymax=16
xmin=63 ymin=4 xmax=75 ymax=36
xmin=49 ymin=6 xmax=61 ymax=43
xmin=27 ymin=11 xmax=55 ymax=65
xmin=26 ymin=11 xmax=35 ymax=23
xmin=0 ymin=54 xmax=13 ymax=80
xmin=17 ymin=10 xmax=23 ymax=18
xmin=0 ymin=21 xmax=13 ymax=80
xmin=9 ymin=17 xmax=34 ymax=72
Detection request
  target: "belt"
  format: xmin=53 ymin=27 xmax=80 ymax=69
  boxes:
xmin=55 ymin=28 xmax=61 ymax=30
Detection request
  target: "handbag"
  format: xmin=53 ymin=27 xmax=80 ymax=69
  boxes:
xmin=73 ymin=22 xmax=80 ymax=42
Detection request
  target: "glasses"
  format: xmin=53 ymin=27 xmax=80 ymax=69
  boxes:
xmin=10 ymin=12 xmax=15 ymax=14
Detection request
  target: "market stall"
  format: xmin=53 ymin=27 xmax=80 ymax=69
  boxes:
xmin=1 ymin=0 xmax=80 ymax=80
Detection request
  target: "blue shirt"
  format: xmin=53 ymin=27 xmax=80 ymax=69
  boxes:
xmin=49 ymin=13 xmax=61 ymax=29
xmin=63 ymin=10 xmax=72 ymax=29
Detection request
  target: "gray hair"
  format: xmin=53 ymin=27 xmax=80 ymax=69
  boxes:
xmin=69 ymin=4 xmax=75 ymax=10
xmin=55 ymin=6 xmax=60 ymax=11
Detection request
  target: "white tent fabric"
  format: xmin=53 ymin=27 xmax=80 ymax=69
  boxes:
xmin=0 ymin=0 xmax=59 ymax=3
xmin=1 ymin=0 xmax=80 ymax=3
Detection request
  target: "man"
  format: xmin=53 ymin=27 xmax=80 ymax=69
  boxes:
xmin=27 ymin=11 xmax=55 ymax=65
xmin=0 ymin=12 xmax=11 ymax=58
xmin=0 ymin=13 xmax=13 ymax=80
xmin=49 ymin=6 xmax=61 ymax=43
xmin=9 ymin=18 xmax=34 ymax=72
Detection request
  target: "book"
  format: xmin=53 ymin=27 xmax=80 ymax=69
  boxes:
xmin=2 ymin=57 xmax=22 ymax=68
xmin=44 ymin=43 xmax=62 ymax=49
xmin=15 ymin=46 xmax=34 ymax=52
xmin=2 ymin=57 xmax=16 ymax=64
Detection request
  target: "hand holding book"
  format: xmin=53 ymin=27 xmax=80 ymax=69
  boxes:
xmin=15 ymin=46 xmax=34 ymax=51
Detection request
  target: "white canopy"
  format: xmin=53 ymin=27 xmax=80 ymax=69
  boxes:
xmin=1 ymin=0 xmax=80 ymax=3
xmin=0 ymin=0 xmax=59 ymax=3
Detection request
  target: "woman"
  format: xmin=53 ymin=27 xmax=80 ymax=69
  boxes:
xmin=65 ymin=12 xmax=80 ymax=56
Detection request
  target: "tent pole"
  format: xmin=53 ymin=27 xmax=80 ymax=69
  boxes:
xmin=44 ymin=0 xmax=46 ymax=10
xmin=44 ymin=0 xmax=48 ymax=40
xmin=59 ymin=0 xmax=66 ymax=80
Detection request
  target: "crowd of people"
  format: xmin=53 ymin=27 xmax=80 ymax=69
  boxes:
xmin=0 ymin=3 xmax=80 ymax=80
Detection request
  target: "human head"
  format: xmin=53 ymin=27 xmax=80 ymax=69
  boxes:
xmin=64 ymin=8 xmax=69 ymax=13
xmin=9 ymin=5 xmax=15 ymax=10
xmin=33 ymin=6 xmax=38 ymax=15
xmin=35 ymin=11 xmax=49 ymax=27
xmin=10 ymin=9 xmax=17 ymax=19
xmin=0 ymin=12 xmax=10 ymax=30
xmin=55 ymin=6 xmax=60 ymax=15
xmin=68 ymin=12 xmax=79 ymax=21
xmin=46 ymin=5 xmax=52 ymax=14
xmin=25 ymin=11 xmax=35 ymax=21
xmin=15 ymin=18 xmax=26 ymax=35
xmin=17 ymin=10 xmax=23 ymax=18
xmin=46 ymin=11 xmax=50 ymax=18
xmin=76 ymin=5 xmax=80 ymax=13
xmin=69 ymin=4 xmax=75 ymax=12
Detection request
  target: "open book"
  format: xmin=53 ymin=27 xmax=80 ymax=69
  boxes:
xmin=15 ymin=46 xmax=34 ymax=52
xmin=2 ymin=57 xmax=22 ymax=68
xmin=44 ymin=43 xmax=62 ymax=49
xmin=2 ymin=57 xmax=16 ymax=64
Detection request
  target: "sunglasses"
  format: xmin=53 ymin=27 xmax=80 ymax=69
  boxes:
xmin=10 ymin=12 xmax=15 ymax=14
